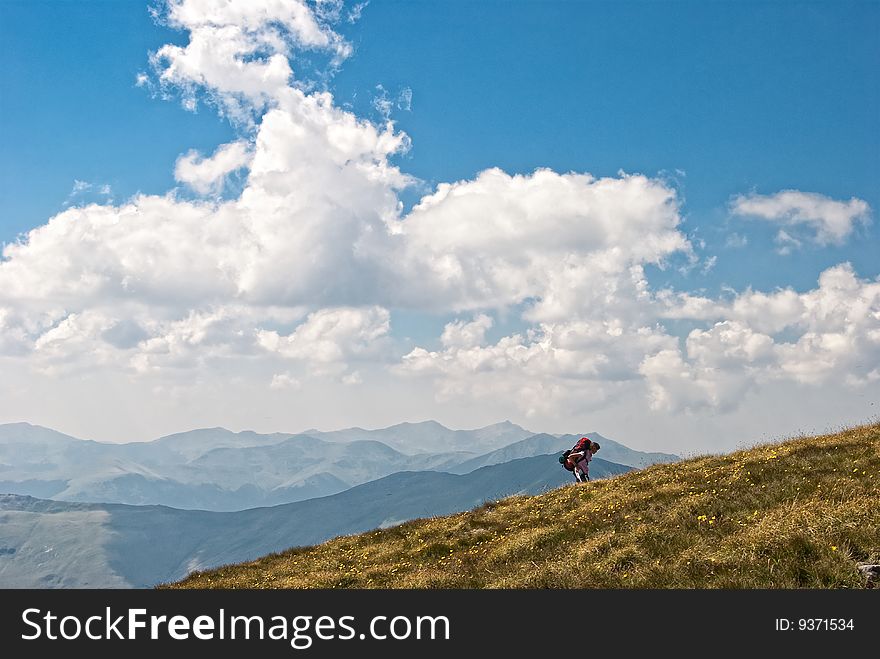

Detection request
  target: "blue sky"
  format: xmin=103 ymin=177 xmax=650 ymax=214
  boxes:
xmin=0 ymin=1 xmax=878 ymax=450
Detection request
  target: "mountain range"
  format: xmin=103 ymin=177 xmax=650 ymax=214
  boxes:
xmin=0 ymin=421 xmax=677 ymax=511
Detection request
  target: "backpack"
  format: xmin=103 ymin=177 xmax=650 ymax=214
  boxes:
xmin=572 ymin=437 xmax=591 ymax=453
xmin=558 ymin=449 xmax=574 ymax=471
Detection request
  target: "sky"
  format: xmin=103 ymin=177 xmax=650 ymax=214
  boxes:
xmin=0 ymin=0 xmax=878 ymax=454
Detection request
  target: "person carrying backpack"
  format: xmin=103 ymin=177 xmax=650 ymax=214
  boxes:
xmin=567 ymin=437 xmax=600 ymax=483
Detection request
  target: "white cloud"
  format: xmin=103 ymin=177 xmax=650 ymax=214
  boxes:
xmin=399 ymin=262 xmax=880 ymax=418
xmin=174 ymin=140 xmax=253 ymax=194
xmin=638 ymin=264 xmax=880 ymax=412
xmin=165 ymin=0 xmax=348 ymax=55
xmin=397 ymin=87 xmax=412 ymax=111
xmin=638 ymin=348 xmax=755 ymax=414
xmin=0 ymin=2 xmax=690 ymax=376
xmin=270 ymin=372 xmax=301 ymax=390
xmin=65 ymin=180 xmax=113 ymax=206
xmin=774 ymin=228 xmax=802 ymax=255
xmin=685 ymin=321 xmax=776 ymax=369
xmin=372 ymin=84 xmax=393 ymax=119
xmin=152 ymin=0 xmax=351 ymax=122
xmin=30 ymin=310 xmax=119 ymax=375
xmin=0 ymin=197 xmax=240 ymax=306
xmin=400 ymin=319 xmax=677 ymax=416
xmin=726 ymin=293 xmax=799 ymax=336
xmin=440 ymin=315 xmax=493 ymax=349
xmin=348 ymin=2 xmax=369 ymax=24
xmin=1 ymin=0 xmax=877 ymax=451
xmin=724 ymin=232 xmax=748 ymax=248
xmin=0 ymin=1 xmax=411 ymax=390
xmin=396 ymin=167 xmax=690 ymax=319
xmin=731 ymin=190 xmax=871 ymax=246
xmin=128 ymin=305 xmax=268 ymax=374
xmin=257 ymin=306 xmax=390 ymax=375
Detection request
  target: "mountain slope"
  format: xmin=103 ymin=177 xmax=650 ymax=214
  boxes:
xmin=169 ymin=423 xmax=880 ymax=589
xmin=0 ymin=456 xmax=631 ymax=588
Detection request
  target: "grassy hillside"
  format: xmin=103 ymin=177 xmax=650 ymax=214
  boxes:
xmin=166 ymin=423 xmax=880 ymax=589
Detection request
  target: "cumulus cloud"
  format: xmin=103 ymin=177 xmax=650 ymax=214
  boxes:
xmin=399 ymin=261 xmax=880 ymax=416
xmin=270 ymin=372 xmax=301 ymax=390
xmin=257 ymin=306 xmax=390 ymax=375
xmin=31 ymin=310 xmax=119 ymax=375
xmin=128 ymin=305 xmax=272 ymax=373
xmin=396 ymin=167 xmax=689 ymax=319
xmin=637 ymin=264 xmax=880 ymax=412
xmin=151 ymin=0 xmax=352 ymax=121
xmin=639 ymin=347 xmax=759 ymax=414
xmin=174 ymin=140 xmax=253 ymax=194
xmin=440 ymin=315 xmax=493 ymax=349
xmin=0 ymin=1 xmax=412 ymax=377
xmin=731 ymin=189 xmax=871 ymax=247
xmin=0 ymin=0 xmax=685 ymax=387
xmin=400 ymin=318 xmax=678 ymax=416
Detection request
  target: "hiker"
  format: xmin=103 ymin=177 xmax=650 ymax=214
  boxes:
xmin=560 ymin=437 xmax=588 ymax=481
xmin=569 ymin=438 xmax=600 ymax=483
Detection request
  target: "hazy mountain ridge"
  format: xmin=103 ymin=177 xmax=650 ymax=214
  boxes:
xmin=304 ymin=420 xmax=534 ymax=454
xmin=0 ymin=424 xmax=475 ymax=510
xmin=0 ymin=421 xmax=670 ymax=511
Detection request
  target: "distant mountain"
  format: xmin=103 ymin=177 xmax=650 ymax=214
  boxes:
xmin=0 ymin=424 xmax=468 ymax=511
xmin=0 ymin=422 xmax=663 ymax=512
xmin=0 ymin=455 xmax=632 ymax=588
xmin=305 ymin=420 xmax=534 ymax=454
xmin=182 ymin=437 xmax=469 ymax=490
xmin=449 ymin=432 xmax=679 ymax=474
xmin=53 ymin=471 xmax=352 ymax=511
xmin=146 ymin=427 xmax=299 ymax=461
xmin=449 ymin=433 xmax=570 ymax=474
xmin=0 ymin=423 xmax=107 ymax=471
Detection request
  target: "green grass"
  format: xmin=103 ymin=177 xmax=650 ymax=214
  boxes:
xmin=164 ymin=422 xmax=880 ymax=589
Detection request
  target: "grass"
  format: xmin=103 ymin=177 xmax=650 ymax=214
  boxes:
xmin=163 ymin=422 xmax=880 ymax=589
